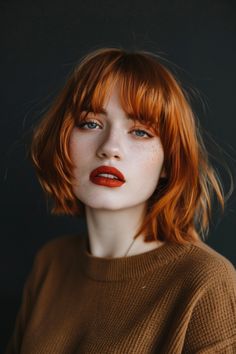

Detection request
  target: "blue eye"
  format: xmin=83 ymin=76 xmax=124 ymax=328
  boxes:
xmin=131 ymin=129 xmax=152 ymax=138
xmin=77 ymin=120 xmax=153 ymax=138
xmin=77 ymin=120 xmax=100 ymax=129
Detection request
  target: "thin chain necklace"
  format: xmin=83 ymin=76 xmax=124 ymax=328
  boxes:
xmin=123 ymin=237 xmax=137 ymax=257
xmin=86 ymin=235 xmax=137 ymax=257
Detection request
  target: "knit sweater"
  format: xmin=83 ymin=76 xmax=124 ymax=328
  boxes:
xmin=5 ymin=234 xmax=236 ymax=354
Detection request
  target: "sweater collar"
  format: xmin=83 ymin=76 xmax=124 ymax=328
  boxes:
xmin=78 ymin=234 xmax=192 ymax=281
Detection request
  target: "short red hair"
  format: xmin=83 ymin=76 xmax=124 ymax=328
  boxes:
xmin=30 ymin=47 xmax=227 ymax=244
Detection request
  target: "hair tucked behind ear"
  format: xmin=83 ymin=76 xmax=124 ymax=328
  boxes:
xmin=29 ymin=47 xmax=233 ymax=245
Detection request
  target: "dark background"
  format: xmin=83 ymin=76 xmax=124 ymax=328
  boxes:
xmin=1 ymin=0 xmax=236 ymax=350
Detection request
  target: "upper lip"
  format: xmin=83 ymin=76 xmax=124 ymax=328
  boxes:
xmin=90 ymin=165 xmax=126 ymax=182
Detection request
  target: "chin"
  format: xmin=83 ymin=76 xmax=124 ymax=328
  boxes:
xmin=85 ymin=201 xmax=125 ymax=210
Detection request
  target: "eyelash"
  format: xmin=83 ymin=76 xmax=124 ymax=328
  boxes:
xmin=76 ymin=120 xmax=153 ymax=138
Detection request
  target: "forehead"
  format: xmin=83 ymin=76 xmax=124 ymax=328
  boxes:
xmin=77 ymin=74 xmax=163 ymax=134
xmin=82 ymin=85 xmax=138 ymax=121
xmin=97 ymin=85 xmax=133 ymax=117
xmin=103 ymin=83 xmax=120 ymax=105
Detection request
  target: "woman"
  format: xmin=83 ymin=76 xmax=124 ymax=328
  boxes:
xmin=6 ymin=47 xmax=236 ymax=353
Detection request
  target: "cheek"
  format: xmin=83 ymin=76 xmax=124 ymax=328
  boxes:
xmin=69 ymin=133 xmax=92 ymax=164
xmin=135 ymin=143 xmax=164 ymax=171
xmin=69 ymin=132 xmax=78 ymax=160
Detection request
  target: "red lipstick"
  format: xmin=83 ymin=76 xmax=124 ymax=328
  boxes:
xmin=90 ymin=165 xmax=126 ymax=188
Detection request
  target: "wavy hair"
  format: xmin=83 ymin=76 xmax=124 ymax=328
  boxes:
xmin=29 ymin=47 xmax=230 ymax=245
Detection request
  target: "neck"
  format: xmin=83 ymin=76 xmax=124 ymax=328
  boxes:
xmin=84 ymin=203 xmax=163 ymax=258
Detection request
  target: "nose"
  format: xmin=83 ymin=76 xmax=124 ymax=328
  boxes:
xmin=96 ymin=129 xmax=123 ymax=160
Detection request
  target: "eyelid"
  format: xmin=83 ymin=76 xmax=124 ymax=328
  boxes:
xmin=81 ymin=111 xmax=152 ymax=127
xmin=77 ymin=119 xmax=154 ymax=136
xmin=131 ymin=128 xmax=153 ymax=138
xmin=131 ymin=123 xmax=154 ymax=135
xmin=77 ymin=119 xmax=102 ymax=128
xmin=79 ymin=119 xmax=149 ymax=129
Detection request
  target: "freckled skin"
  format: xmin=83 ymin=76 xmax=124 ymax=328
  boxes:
xmin=69 ymin=86 xmax=165 ymax=212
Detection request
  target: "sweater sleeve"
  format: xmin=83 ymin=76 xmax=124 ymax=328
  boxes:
xmin=183 ymin=260 xmax=236 ymax=354
xmin=4 ymin=248 xmax=46 ymax=354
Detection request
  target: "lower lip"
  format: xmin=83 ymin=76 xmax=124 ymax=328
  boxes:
xmin=90 ymin=176 xmax=125 ymax=187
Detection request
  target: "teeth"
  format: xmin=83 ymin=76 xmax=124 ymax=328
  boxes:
xmin=97 ymin=173 xmax=119 ymax=180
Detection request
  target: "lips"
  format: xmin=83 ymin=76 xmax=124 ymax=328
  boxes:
xmin=90 ymin=165 xmax=126 ymax=187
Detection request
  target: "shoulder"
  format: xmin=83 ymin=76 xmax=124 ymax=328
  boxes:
xmin=179 ymin=240 xmax=236 ymax=292
xmin=181 ymin=242 xmax=236 ymax=352
xmin=37 ymin=233 xmax=83 ymax=255
xmin=32 ymin=234 xmax=85 ymax=270
xmin=189 ymin=240 xmax=236 ymax=277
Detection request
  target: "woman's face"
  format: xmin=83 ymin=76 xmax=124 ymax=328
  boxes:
xmin=69 ymin=85 xmax=165 ymax=211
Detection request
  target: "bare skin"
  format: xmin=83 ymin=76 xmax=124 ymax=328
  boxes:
xmin=69 ymin=85 xmax=166 ymax=258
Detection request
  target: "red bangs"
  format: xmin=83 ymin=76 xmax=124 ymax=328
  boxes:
xmin=30 ymin=47 xmax=227 ymax=245
xmin=72 ymin=52 xmax=172 ymax=134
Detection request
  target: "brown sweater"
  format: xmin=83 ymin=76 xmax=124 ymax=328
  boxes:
xmin=5 ymin=234 xmax=236 ymax=353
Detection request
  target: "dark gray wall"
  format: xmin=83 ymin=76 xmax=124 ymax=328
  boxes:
xmin=1 ymin=0 xmax=236 ymax=349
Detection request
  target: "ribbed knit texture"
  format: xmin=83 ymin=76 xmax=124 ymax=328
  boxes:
xmin=5 ymin=234 xmax=236 ymax=353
